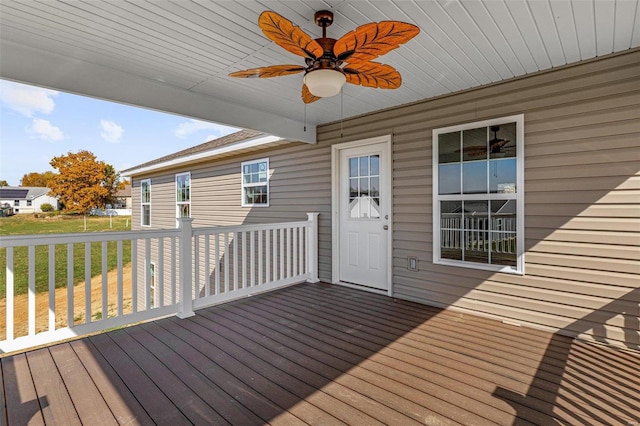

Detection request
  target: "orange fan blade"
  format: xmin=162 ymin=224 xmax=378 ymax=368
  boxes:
xmin=229 ymin=65 xmax=305 ymax=78
xmin=343 ymin=62 xmax=402 ymax=89
xmin=302 ymin=84 xmax=321 ymax=104
xmin=259 ymin=11 xmax=324 ymax=60
xmin=334 ymin=21 xmax=419 ymax=63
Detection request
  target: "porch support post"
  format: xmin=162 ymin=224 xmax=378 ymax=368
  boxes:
xmin=306 ymin=213 xmax=320 ymax=283
xmin=177 ymin=217 xmax=195 ymax=318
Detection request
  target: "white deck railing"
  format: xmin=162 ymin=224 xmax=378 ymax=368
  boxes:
xmin=0 ymin=213 xmax=318 ymax=354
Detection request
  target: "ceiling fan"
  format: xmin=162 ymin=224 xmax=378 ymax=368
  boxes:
xmin=229 ymin=10 xmax=420 ymax=103
xmin=462 ymin=125 xmax=512 ymax=158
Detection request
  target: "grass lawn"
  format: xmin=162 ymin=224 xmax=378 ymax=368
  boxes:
xmin=0 ymin=214 xmax=132 ymax=298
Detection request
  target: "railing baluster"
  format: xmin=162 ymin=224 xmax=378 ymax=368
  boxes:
xmin=280 ymin=228 xmax=285 ymax=280
xmin=287 ymin=227 xmax=292 ymax=278
xmin=258 ymin=230 xmax=263 ymax=285
xmin=293 ymin=227 xmax=298 ymax=277
xmin=250 ymin=230 xmax=256 ymax=287
xmin=117 ymin=240 xmax=123 ymax=317
xmin=266 ymin=229 xmax=271 ymax=283
xmin=28 ymin=246 xmax=35 ymax=336
xmin=224 ymin=232 xmax=230 ymax=293
xmin=67 ymin=243 xmax=74 ymax=326
xmin=241 ymin=231 xmax=247 ymax=289
xmin=101 ymin=241 xmax=108 ymax=320
xmin=171 ymin=237 xmax=176 ymax=305
xmin=233 ymin=232 xmax=238 ymax=291
xmin=145 ymin=238 xmax=151 ymax=310
xmin=205 ymin=235 xmax=210 ymax=298
xmin=131 ymin=239 xmax=138 ymax=313
xmin=48 ymin=244 xmax=55 ymax=332
xmin=6 ymin=247 xmax=14 ymax=341
xmin=215 ymin=233 xmax=220 ymax=296
xmin=194 ymin=235 xmax=200 ymax=299
xmin=84 ymin=242 xmax=91 ymax=324
xmin=158 ymin=237 xmax=164 ymax=308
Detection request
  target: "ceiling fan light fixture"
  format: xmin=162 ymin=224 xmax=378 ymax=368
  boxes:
xmin=303 ymin=69 xmax=346 ymax=98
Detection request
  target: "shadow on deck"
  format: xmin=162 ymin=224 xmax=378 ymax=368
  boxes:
xmin=2 ymin=282 xmax=639 ymax=425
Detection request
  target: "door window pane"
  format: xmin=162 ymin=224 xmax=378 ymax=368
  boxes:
xmin=347 ymin=154 xmax=381 ymax=219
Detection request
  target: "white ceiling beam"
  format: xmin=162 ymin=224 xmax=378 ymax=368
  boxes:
xmin=0 ymin=40 xmax=316 ymax=144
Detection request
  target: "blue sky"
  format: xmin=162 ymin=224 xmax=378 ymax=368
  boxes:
xmin=0 ymin=79 xmax=238 ymax=186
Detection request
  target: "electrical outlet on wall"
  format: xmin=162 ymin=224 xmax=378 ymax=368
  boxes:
xmin=407 ymin=257 xmax=419 ymax=271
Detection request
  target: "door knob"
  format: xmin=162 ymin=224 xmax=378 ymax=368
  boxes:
xmin=383 ymin=225 xmax=389 ymax=230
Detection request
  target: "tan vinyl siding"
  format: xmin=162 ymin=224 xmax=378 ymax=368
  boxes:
xmin=131 ymin=49 xmax=640 ymax=349
xmin=320 ymin=49 xmax=640 ymax=349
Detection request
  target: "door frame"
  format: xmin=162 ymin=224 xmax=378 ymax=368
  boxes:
xmin=331 ymin=135 xmax=393 ymax=296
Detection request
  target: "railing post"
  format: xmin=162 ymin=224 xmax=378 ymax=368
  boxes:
xmin=306 ymin=213 xmax=319 ymax=283
xmin=177 ymin=217 xmax=195 ymax=318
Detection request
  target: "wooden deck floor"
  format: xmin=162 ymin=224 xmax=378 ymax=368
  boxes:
xmin=2 ymin=282 xmax=639 ymax=425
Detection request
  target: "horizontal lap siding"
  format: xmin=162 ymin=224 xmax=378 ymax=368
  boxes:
xmin=130 ymin=49 xmax=639 ymax=349
xmin=318 ymin=50 xmax=640 ymax=349
xmin=132 ymin=143 xmax=334 ymax=282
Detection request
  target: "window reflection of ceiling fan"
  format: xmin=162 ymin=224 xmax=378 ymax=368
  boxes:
xmin=228 ymin=10 xmax=419 ymax=103
xmin=462 ymin=126 xmax=512 ymax=158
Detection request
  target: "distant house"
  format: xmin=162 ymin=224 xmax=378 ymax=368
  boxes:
xmin=0 ymin=186 xmax=58 ymax=214
xmin=113 ymin=183 xmax=132 ymax=209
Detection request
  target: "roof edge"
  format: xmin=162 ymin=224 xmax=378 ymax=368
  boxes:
xmin=121 ymin=134 xmax=284 ymax=177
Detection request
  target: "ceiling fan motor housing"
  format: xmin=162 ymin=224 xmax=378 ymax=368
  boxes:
xmin=314 ymin=10 xmax=334 ymax=28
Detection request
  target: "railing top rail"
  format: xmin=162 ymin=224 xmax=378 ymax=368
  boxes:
xmin=192 ymin=220 xmax=310 ymax=236
xmin=0 ymin=228 xmax=181 ymax=247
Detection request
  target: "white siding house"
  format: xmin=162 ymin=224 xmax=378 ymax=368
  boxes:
xmin=0 ymin=186 xmax=58 ymax=214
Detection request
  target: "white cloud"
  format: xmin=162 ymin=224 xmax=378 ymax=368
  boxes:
xmin=0 ymin=81 xmax=58 ymax=117
xmin=31 ymin=118 xmax=64 ymax=141
xmin=174 ymin=119 xmax=237 ymax=140
xmin=100 ymin=119 xmax=124 ymax=143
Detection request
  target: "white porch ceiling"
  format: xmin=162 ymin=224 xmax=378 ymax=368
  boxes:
xmin=1 ymin=0 xmax=638 ymax=143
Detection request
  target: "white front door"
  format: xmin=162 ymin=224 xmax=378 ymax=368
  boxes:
xmin=335 ymin=139 xmax=390 ymax=291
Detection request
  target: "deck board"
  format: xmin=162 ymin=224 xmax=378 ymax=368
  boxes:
xmin=47 ymin=343 xmax=117 ymax=425
xmin=89 ymin=332 xmax=192 ymax=425
xmin=2 ymin=353 xmax=45 ymax=426
xmin=25 ymin=348 xmax=80 ymax=425
xmin=2 ymin=282 xmax=639 ymax=425
xmin=68 ymin=339 xmax=155 ymax=425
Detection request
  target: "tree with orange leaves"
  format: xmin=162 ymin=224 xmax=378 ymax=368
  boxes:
xmin=20 ymin=171 xmax=57 ymax=187
xmin=48 ymin=150 xmax=122 ymax=214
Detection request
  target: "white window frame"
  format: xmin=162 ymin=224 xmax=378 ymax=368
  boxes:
xmin=241 ymin=158 xmax=270 ymax=207
xmin=432 ymin=114 xmax=525 ymax=275
xmin=175 ymin=172 xmax=191 ymax=227
xmin=141 ymin=178 xmax=151 ymax=227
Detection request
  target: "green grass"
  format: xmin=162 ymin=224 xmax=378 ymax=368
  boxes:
xmin=0 ymin=214 xmax=132 ymax=298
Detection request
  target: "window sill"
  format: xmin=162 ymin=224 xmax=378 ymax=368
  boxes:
xmin=434 ymin=258 xmax=524 ymax=275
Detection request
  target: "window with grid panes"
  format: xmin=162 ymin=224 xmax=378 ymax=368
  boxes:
xmin=433 ymin=115 xmax=524 ymax=274
xmin=242 ymin=158 xmax=269 ymax=207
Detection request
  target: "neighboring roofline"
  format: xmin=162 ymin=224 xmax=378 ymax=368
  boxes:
xmin=0 ymin=186 xmax=51 ymax=200
xmin=121 ymin=134 xmax=284 ymax=177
